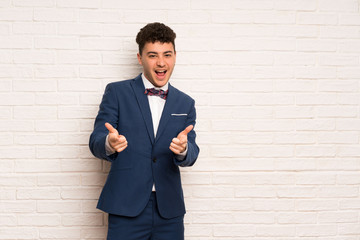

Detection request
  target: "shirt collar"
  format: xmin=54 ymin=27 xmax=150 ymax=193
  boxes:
xmin=141 ymin=73 xmax=169 ymax=91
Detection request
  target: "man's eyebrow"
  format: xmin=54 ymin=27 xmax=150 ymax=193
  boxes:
xmin=146 ymin=51 xmax=174 ymax=55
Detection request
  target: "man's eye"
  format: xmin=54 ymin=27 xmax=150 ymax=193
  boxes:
xmin=165 ymin=54 xmax=172 ymax=57
xmin=149 ymin=55 xmax=156 ymax=58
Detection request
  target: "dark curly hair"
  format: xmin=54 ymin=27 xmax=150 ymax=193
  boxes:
xmin=136 ymin=22 xmax=176 ymax=55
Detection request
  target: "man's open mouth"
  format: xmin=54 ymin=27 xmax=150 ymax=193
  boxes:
xmin=155 ymin=70 xmax=167 ymax=77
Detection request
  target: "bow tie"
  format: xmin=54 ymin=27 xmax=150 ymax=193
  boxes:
xmin=144 ymin=88 xmax=168 ymax=100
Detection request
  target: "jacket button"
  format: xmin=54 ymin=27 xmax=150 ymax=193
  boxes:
xmin=153 ymin=158 xmax=157 ymax=163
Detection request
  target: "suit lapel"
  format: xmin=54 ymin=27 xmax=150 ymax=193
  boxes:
xmin=131 ymin=75 xmax=155 ymax=144
xmin=155 ymin=84 xmax=177 ymax=142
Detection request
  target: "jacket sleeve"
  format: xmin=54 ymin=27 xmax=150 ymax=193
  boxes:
xmin=173 ymin=99 xmax=199 ymax=167
xmin=89 ymin=83 xmax=119 ymax=162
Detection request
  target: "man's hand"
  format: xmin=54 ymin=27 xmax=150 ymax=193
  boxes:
xmin=169 ymin=125 xmax=193 ymax=155
xmin=105 ymin=122 xmax=128 ymax=153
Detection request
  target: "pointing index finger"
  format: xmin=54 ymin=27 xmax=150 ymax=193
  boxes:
xmin=105 ymin=122 xmax=117 ymax=134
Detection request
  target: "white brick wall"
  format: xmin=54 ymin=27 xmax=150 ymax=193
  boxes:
xmin=1 ymin=0 xmax=360 ymax=239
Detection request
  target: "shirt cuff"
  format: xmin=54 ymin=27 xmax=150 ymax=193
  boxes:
xmin=105 ymin=134 xmax=116 ymax=156
xmin=175 ymin=143 xmax=188 ymax=161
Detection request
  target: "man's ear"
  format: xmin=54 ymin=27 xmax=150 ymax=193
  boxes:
xmin=137 ymin=53 xmax=142 ymax=65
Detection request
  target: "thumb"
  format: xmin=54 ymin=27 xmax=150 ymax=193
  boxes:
xmin=180 ymin=125 xmax=193 ymax=136
xmin=105 ymin=122 xmax=118 ymax=134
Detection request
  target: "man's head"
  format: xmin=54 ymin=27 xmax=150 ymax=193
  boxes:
xmin=136 ymin=22 xmax=176 ymax=56
xmin=136 ymin=22 xmax=177 ymax=88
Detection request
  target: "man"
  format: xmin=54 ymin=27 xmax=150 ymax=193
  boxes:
xmin=89 ymin=22 xmax=199 ymax=240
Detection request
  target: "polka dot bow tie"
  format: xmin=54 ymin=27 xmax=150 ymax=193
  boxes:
xmin=144 ymin=88 xmax=168 ymax=100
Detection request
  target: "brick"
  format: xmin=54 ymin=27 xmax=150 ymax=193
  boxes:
xmin=0 ymin=147 xmax=35 ymax=159
xmin=233 ymin=80 xmax=273 ymax=92
xmin=13 ymin=22 xmax=56 ymax=35
xmin=39 ymin=227 xmax=80 ymax=239
xmin=61 ymin=187 xmax=102 ymax=200
xmin=191 ymin=0 xmax=232 ymax=9
xmin=276 ymin=25 xmax=318 ymax=37
xmin=79 ymin=9 xmax=122 ymax=23
xmin=13 ymin=80 xmax=57 ymax=92
xmin=234 ymin=0 xmax=274 ymax=10
xmin=81 ymin=227 xmax=107 ymax=238
xmin=235 ymin=212 xmax=275 ymax=224
xmin=59 ymin=80 xmax=100 ymax=92
xmin=340 ymin=14 xmax=360 ymax=25
xmin=58 ymin=106 xmax=98 ymax=119
xmin=277 ymin=187 xmax=317 ymax=198
xmin=192 ymin=186 xmax=234 ymax=198
xmin=256 ymin=226 xmax=295 ymax=237
xmin=15 ymin=159 xmax=61 ymax=173
xmin=0 ymin=65 xmax=32 ymax=78
xmin=35 ymin=65 xmax=78 ymax=78
xmin=274 ymin=0 xmax=316 ymax=10
xmin=58 ymin=23 xmax=103 ymax=36
xmin=14 ymin=106 xmax=57 ymax=119
xmin=36 ymin=146 xmax=80 ymax=159
xmin=57 ymin=50 xmax=100 ymax=64
xmin=0 ymin=93 xmax=34 ymax=105
xmin=275 ymin=106 xmax=314 ymax=119
xmin=318 ymin=186 xmax=359 ymax=198
xmin=35 ymin=37 xmax=78 ymax=49
xmin=36 ymin=93 xmax=79 ymax=105
xmin=81 ymin=200 xmax=99 ymax=213
xmin=0 ymin=228 xmax=38 ymax=239
xmin=34 ymin=8 xmax=75 ymax=22
xmin=236 ymin=187 xmax=277 ymax=198
xmin=297 ymin=200 xmax=339 ymax=211
xmin=212 ymin=11 xmax=252 ymax=23
xmin=319 ymin=211 xmax=359 ymax=223
xmin=14 ymin=50 xmax=55 ymax=64
xmin=0 ymin=200 xmax=36 ymax=213
xmin=38 ymin=174 xmax=80 ymax=186
xmin=0 ymin=189 xmax=16 ymax=200
xmin=17 ymin=188 xmax=60 ymax=200
xmin=35 ymin=120 xmax=79 ymax=132
xmin=337 ymin=174 xmax=360 ymax=184
xmin=0 ymin=23 xmax=9 ymax=35
xmin=296 ymin=146 xmax=337 ymax=157
xmin=297 ymin=39 xmax=337 ymax=52
xmin=254 ymin=199 xmax=294 ymax=211
xmin=338 ymin=223 xmax=360 ymax=235
xmin=255 ymin=67 xmax=294 ymax=79
xmin=0 ymin=51 xmax=12 ymax=64
xmin=319 ymin=0 xmax=358 ymax=12
xmin=80 ymin=37 xmax=122 ymax=50
xmin=318 ymin=132 xmax=359 ymax=144
xmin=213 ymin=225 xmax=256 ymax=237
xmin=0 ymin=9 xmax=33 ymax=21
xmin=0 ymin=215 xmax=17 ymax=226
xmin=297 ymin=93 xmax=337 ymax=105
xmin=297 ymin=225 xmax=338 ymax=237
xmin=276 ymin=80 xmax=316 ymax=92
xmin=254 ymin=11 xmax=296 ymax=24
xmin=298 ymin=13 xmax=338 ymax=25
xmin=275 ymin=53 xmax=316 ymax=66
xmin=17 ymin=214 xmax=61 ymax=226
xmin=62 ymin=213 xmax=103 ymax=226
xmin=253 ymin=120 xmax=295 ymax=131
xmin=14 ymin=0 xmax=54 ymax=6
xmin=37 ymin=200 xmax=81 ymax=213
xmin=57 ymin=0 xmax=101 ymax=8
xmin=0 ymin=175 xmax=36 ymax=187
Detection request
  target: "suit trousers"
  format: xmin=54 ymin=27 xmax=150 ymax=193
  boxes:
xmin=107 ymin=193 xmax=184 ymax=240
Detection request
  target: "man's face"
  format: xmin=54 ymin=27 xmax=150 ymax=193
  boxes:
xmin=137 ymin=41 xmax=176 ymax=88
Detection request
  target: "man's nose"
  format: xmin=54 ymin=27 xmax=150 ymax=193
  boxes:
xmin=157 ymin=56 xmax=165 ymax=67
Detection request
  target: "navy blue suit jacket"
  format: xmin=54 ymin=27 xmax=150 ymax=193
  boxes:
xmin=89 ymin=74 xmax=199 ymax=219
